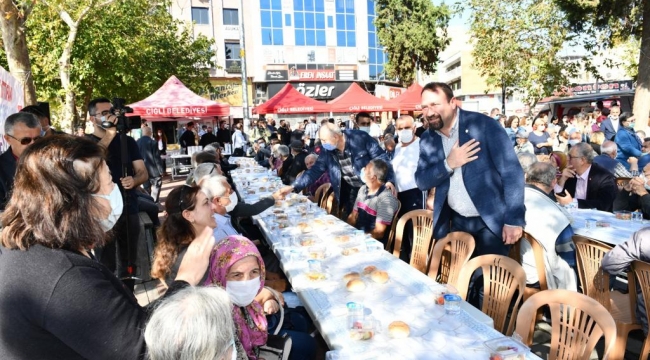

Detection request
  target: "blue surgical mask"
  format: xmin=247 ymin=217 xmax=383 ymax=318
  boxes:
xmin=322 ymin=143 xmax=336 ymax=151
xmin=568 ymin=139 xmax=580 ymax=146
xmin=359 ymin=126 xmax=370 ymax=133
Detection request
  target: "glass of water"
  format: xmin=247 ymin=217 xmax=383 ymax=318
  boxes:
xmin=444 ymin=294 xmax=462 ymax=315
xmin=633 ymin=211 xmax=643 ymax=222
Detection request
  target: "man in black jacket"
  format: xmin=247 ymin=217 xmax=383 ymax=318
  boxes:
xmin=199 ymin=128 xmax=219 ymax=148
xmin=282 ymin=140 xmax=308 ymax=185
xmin=215 ymin=121 xmax=232 ymax=147
xmin=0 ymin=112 xmax=42 ymax=211
xmin=179 ymin=122 xmax=197 ymax=150
xmin=137 ymin=126 xmax=165 ymax=203
xmin=277 ymin=119 xmax=291 ymax=146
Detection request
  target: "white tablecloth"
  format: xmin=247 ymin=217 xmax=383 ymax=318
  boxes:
xmin=231 ymin=168 xmax=541 ymax=360
xmin=571 ymin=208 xmax=650 ymax=246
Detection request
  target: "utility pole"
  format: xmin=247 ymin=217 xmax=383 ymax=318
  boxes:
xmin=238 ymin=0 xmax=250 ymax=133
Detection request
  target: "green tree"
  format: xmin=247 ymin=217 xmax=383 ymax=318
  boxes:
xmin=374 ymin=0 xmax=451 ymax=85
xmin=465 ymin=0 xmax=579 ymax=109
xmin=0 ymin=0 xmax=37 ymax=105
xmin=553 ymin=0 xmax=650 ymax=130
xmin=23 ymin=0 xmax=215 ymax=130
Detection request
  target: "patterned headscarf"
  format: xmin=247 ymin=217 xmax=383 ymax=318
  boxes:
xmin=204 ymin=235 xmax=267 ymax=360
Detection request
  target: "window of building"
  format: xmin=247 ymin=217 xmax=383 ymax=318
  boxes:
xmin=225 ymin=42 xmax=242 ymax=73
xmin=367 ymin=0 xmax=385 ymax=79
xmin=294 ymin=0 xmax=326 ymax=46
xmin=192 ymin=7 xmax=209 ymax=25
xmin=446 ymin=61 xmax=460 ymax=73
xmin=335 ymin=0 xmax=355 ymax=47
xmin=449 ymin=79 xmax=461 ymax=91
xmin=261 ymin=0 xmax=284 ymax=45
xmin=223 ymin=9 xmax=238 ymax=25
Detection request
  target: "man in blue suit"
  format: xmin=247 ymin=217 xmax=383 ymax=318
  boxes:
xmin=415 ymin=82 xmax=525 ymax=257
xmin=599 ymin=105 xmax=621 ymax=141
xmin=283 ymin=122 xmax=396 ymax=218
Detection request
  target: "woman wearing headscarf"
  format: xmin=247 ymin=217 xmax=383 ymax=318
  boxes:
xmin=205 ymin=236 xmax=315 ymax=360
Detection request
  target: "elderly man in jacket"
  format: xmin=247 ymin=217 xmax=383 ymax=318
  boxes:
xmin=522 ymin=162 xmax=577 ymax=290
xmin=282 ymin=122 xmax=396 ymax=218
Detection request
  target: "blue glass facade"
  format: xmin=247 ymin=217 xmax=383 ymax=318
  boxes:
xmin=335 ymin=0 xmax=356 ymax=47
xmin=294 ymin=0 xmax=326 ymax=46
xmin=260 ymin=0 xmax=284 ymax=45
xmin=367 ymin=0 xmax=385 ymax=79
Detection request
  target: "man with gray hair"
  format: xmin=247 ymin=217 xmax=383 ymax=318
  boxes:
xmin=283 ymin=122 xmax=395 ymax=218
xmin=137 ymin=126 xmax=165 ymax=202
xmin=517 ymin=152 xmax=538 ymax=178
xmin=554 ymin=142 xmax=618 ymax=212
xmin=0 ymin=112 xmax=42 ymax=210
xmin=522 ymin=162 xmax=577 ymax=290
xmin=145 ymin=286 xmax=236 ymax=360
xmin=593 ymin=139 xmax=635 ymax=178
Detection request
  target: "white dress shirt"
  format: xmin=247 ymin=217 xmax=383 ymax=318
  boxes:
xmin=392 ymin=138 xmax=420 ymax=192
xmin=436 ymin=110 xmax=480 ymax=217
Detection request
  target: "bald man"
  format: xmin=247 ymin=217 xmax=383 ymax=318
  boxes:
xmin=600 ymin=105 xmax=621 ymax=141
xmin=137 ymin=126 xmax=165 ymax=202
xmin=391 ymin=115 xmax=426 ymax=262
xmin=282 ymin=122 xmax=396 ymax=218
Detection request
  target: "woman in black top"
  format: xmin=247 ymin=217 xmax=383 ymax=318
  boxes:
xmin=0 ymin=135 xmax=214 ymax=360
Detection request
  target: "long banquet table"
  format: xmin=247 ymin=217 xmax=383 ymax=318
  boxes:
xmin=228 ymin=158 xmax=541 ymax=360
xmin=571 ymin=208 xmax=650 ymax=246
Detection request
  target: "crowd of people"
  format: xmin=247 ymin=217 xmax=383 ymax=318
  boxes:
xmin=0 ymin=82 xmax=649 ymax=359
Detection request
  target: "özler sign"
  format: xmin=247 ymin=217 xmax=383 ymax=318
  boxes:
xmin=267 ymin=82 xmax=352 ymax=101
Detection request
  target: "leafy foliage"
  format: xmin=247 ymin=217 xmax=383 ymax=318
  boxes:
xmin=464 ymin=0 xmax=579 ymax=107
xmin=553 ymin=0 xmax=649 ymax=127
xmin=374 ymin=0 xmax=451 ymax=85
xmin=0 ymin=0 xmax=216 ymax=130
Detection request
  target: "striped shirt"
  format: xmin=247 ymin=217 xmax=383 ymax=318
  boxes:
xmin=337 ymin=149 xmax=364 ymax=188
xmin=305 ymin=123 xmax=319 ymax=139
xmin=353 ymin=185 xmax=399 ymax=243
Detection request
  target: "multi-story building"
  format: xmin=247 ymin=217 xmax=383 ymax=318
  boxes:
xmin=170 ymin=0 xmax=395 ymax=120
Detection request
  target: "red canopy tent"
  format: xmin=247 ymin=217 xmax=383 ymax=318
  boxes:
xmin=388 ymin=83 xmax=423 ymax=111
xmin=128 ymin=75 xmax=229 ymax=119
xmin=253 ymin=83 xmax=331 ymax=114
xmin=328 ymin=83 xmax=398 ymax=112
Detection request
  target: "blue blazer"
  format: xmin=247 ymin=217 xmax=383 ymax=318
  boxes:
xmin=615 ymin=128 xmax=642 ymax=169
xmin=414 ymin=109 xmax=526 ymax=240
xmin=600 ymin=118 xmax=617 ymax=141
xmin=293 ymin=129 xmax=395 ymax=201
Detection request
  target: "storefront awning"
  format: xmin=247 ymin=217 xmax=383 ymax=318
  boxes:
xmin=388 ymin=83 xmax=424 ymax=111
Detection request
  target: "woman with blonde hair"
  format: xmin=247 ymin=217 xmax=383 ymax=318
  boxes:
xmin=590 ymin=131 xmax=605 ymax=155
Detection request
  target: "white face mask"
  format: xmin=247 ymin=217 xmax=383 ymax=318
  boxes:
xmin=224 ymin=192 xmax=238 ymax=212
xmin=226 ymin=276 xmax=261 ymax=307
xmin=259 ymin=143 xmax=266 ymax=149
xmin=568 ymin=139 xmax=581 ymax=146
xmin=93 ymin=183 xmax=124 ymax=232
xmin=231 ymin=342 xmax=237 ymax=360
xmin=399 ymin=129 xmax=414 ymax=143
xmin=359 ymin=126 xmax=370 ymax=133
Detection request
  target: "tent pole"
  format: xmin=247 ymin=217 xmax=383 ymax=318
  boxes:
xmin=238 ymin=0 xmax=250 ymax=134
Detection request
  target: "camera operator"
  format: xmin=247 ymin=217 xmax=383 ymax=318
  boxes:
xmin=87 ymin=97 xmax=148 ymax=291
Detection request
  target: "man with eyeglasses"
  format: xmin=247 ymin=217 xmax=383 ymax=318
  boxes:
xmin=86 ymin=97 xmax=148 ymax=292
xmin=0 ymin=112 xmax=42 ymax=211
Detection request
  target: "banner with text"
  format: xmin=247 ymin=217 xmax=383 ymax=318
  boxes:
xmin=203 ymin=79 xmax=253 ymax=107
xmin=0 ymin=66 xmax=25 ymax=152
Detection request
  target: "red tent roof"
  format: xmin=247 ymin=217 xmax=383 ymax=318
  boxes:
xmin=388 ymin=83 xmax=423 ymax=111
xmin=128 ymin=76 xmax=229 ymax=118
xmin=328 ymin=83 xmax=398 ymax=112
xmin=253 ymin=83 xmax=331 ymax=114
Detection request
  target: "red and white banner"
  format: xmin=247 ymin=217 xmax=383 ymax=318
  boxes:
xmin=0 ymin=66 xmax=25 ymax=152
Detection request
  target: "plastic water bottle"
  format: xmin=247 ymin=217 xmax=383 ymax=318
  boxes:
xmin=570 ymin=198 xmax=578 ymax=212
